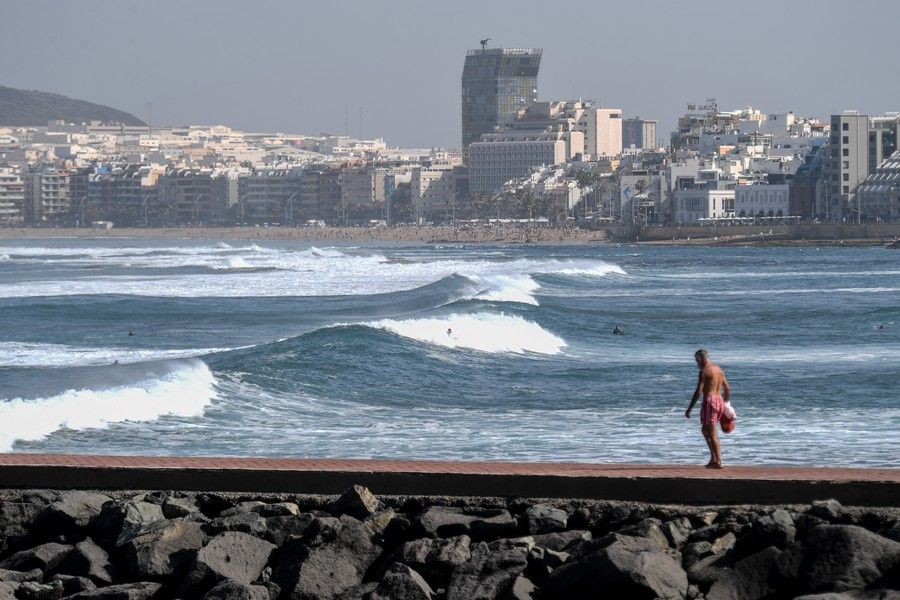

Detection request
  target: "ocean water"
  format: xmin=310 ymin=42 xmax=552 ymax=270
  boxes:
xmin=0 ymin=237 xmax=898 ymax=467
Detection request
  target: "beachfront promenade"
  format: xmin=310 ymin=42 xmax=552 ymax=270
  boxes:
xmin=1 ymin=455 xmax=897 ymax=506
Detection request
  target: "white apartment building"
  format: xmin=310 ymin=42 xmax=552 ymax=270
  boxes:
xmin=675 ymin=187 xmax=735 ymax=223
xmin=411 ymin=164 xmax=456 ymax=223
xmin=0 ymin=168 xmax=25 ymax=224
xmin=578 ymin=109 xmax=622 ymax=157
xmin=857 ymin=150 xmax=900 ymax=220
xmin=25 ymin=167 xmax=71 ymax=222
xmin=734 ymin=183 xmax=791 ymax=217
xmin=468 ymin=130 xmax=581 ymax=194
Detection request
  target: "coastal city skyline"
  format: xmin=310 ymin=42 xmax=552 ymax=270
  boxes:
xmin=3 ymin=0 xmax=900 ymax=148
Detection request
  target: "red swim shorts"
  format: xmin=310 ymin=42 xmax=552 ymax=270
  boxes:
xmin=700 ymin=394 xmax=725 ymax=426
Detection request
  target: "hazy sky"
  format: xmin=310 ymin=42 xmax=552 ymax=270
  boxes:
xmin=2 ymin=0 xmax=899 ymax=148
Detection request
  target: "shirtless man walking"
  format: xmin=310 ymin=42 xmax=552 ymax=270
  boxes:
xmin=685 ymin=349 xmax=731 ymax=468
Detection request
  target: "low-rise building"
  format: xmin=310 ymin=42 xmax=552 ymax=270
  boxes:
xmin=734 ymin=183 xmax=791 ymax=218
xmin=857 ymin=150 xmax=900 ymax=221
xmin=468 ymin=130 xmax=580 ymax=194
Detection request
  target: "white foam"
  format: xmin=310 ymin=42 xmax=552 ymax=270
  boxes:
xmin=0 ymin=359 xmax=217 ymax=451
xmin=364 ymin=312 xmax=566 ymax=355
xmin=0 ymin=341 xmax=232 ymax=367
xmin=470 ymin=274 xmax=541 ymax=305
xmin=225 ymin=256 xmax=250 ymax=269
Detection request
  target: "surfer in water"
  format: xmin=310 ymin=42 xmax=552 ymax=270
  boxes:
xmin=613 ymin=325 xmax=624 ymax=335
xmin=684 ymin=349 xmax=731 ymax=469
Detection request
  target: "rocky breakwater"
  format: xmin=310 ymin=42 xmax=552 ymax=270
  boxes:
xmin=1 ymin=487 xmax=899 ymax=599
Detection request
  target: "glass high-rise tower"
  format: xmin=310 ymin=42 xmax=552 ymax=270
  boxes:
xmin=461 ymin=47 xmax=542 ymax=161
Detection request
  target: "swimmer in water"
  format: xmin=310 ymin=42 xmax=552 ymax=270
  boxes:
xmin=613 ymin=325 xmax=624 ymax=335
xmin=128 ymin=330 xmax=135 ymax=336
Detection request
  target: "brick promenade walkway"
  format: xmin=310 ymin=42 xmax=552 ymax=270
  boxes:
xmin=1 ymin=454 xmax=897 ymax=505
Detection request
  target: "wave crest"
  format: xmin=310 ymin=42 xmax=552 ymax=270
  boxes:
xmin=0 ymin=359 xmax=216 ymax=451
xmin=363 ymin=312 xmax=566 ymax=355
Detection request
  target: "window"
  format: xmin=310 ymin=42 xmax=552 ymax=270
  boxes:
xmin=842 ymin=123 xmax=849 ymax=131
xmin=843 ymin=185 xmax=850 ymax=193
xmin=843 ymin=173 xmax=850 ymax=181
xmin=842 ymin=148 xmax=849 ymax=157
xmin=843 ymin=136 xmax=849 ymax=144
xmin=843 ymin=161 xmax=850 ymax=168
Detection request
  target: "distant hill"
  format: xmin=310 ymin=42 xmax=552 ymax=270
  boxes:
xmin=0 ymin=85 xmax=145 ymax=126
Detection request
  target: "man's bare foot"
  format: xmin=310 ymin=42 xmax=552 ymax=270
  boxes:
xmin=705 ymin=462 xmax=725 ymax=469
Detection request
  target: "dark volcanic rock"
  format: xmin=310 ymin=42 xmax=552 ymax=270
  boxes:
xmin=523 ymin=505 xmax=567 ymax=535
xmin=545 ymin=534 xmax=688 ymax=600
xmin=793 ymin=524 xmax=900 ymax=592
xmin=399 ymin=535 xmax=471 ymax=587
xmin=161 ymin=496 xmax=199 ymax=519
xmin=271 ymin=516 xmax=382 ymax=600
xmin=0 ymin=543 xmax=72 ymax=572
xmin=740 ymin=509 xmax=796 ymax=554
xmin=415 ymin=507 xmax=518 ymax=541
xmin=48 ymin=574 xmax=96 ymax=596
xmin=14 ymin=580 xmax=64 ymax=600
xmin=0 ymin=503 xmax=44 ymax=553
xmin=662 ymin=517 xmax=693 ymax=548
xmin=329 ymin=486 xmax=381 ymax=521
xmin=445 ymin=539 xmax=529 ymax=600
xmin=706 ymin=546 xmax=796 ymax=600
xmin=181 ymin=532 xmax=275 ymax=596
xmin=264 ymin=514 xmax=316 ymax=547
xmin=122 ymin=520 xmax=206 ymax=579
xmin=203 ymin=513 xmax=268 ymax=538
xmin=57 ymin=538 xmax=116 ymax=585
xmin=201 ymin=580 xmax=270 ymax=600
xmin=252 ymin=502 xmax=300 ymax=518
xmin=794 ymin=592 xmax=900 ymax=600
xmin=38 ymin=492 xmax=111 ymax=534
xmin=809 ymin=499 xmax=845 ymax=522
xmin=505 ymin=575 xmax=539 ymax=600
xmin=529 ymin=530 xmax=590 ymax=552
xmin=0 ymin=569 xmax=41 ymax=583
xmin=371 ymin=563 xmax=434 ymax=600
xmin=96 ymin=502 xmax=165 ymax=545
xmin=686 ymin=551 xmax=737 ymax=587
xmin=66 ymin=581 xmax=162 ymax=599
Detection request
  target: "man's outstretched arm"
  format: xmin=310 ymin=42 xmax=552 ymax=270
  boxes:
xmin=685 ymin=370 xmax=704 ymax=418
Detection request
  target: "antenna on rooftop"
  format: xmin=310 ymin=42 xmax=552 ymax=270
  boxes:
xmin=480 ymin=38 xmax=491 ymax=52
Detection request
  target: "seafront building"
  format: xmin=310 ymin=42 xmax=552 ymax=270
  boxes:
xmin=856 ymin=150 xmax=900 ymax=220
xmin=0 ymin=167 xmax=25 ymax=224
xmin=461 ymin=46 xmax=542 ymax=161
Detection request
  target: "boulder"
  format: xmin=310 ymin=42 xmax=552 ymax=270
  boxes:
xmin=530 ymin=530 xmax=590 ymax=552
xmin=122 ymin=520 xmax=206 ymax=579
xmin=201 ymin=580 xmax=270 ymax=600
xmin=525 ymin=546 xmax=568 ymax=582
xmin=619 ymin=518 xmax=672 ymax=552
xmin=57 ymin=538 xmax=116 ymax=585
xmin=795 ymin=514 xmax=830 ymax=537
xmin=523 ymin=505 xmax=567 ymax=535
xmin=809 ymin=499 xmax=844 ymax=522
xmin=329 ymin=486 xmax=380 ymax=521
xmin=794 ymin=524 xmax=900 ymax=593
xmin=693 ymin=512 xmax=719 ymax=527
xmin=96 ymin=502 xmax=165 ymax=545
xmin=686 ymin=551 xmax=737 ymax=587
xmin=334 ymin=583 xmax=378 ymax=600
xmin=251 ymin=502 xmax=300 ymax=518
xmin=48 ymin=574 xmax=96 ymax=596
xmin=742 ymin=509 xmax=796 ymax=552
xmin=13 ymin=580 xmax=63 ymax=600
xmin=264 ymin=514 xmax=316 ymax=547
xmin=545 ymin=534 xmax=688 ymax=600
xmin=38 ymin=492 xmax=111 ymax=534
xmin=0 ymin=569 xmax=41 ymax=583
xmin=415 ymin=507 xmax=518 ymax=541
xmin=0 ymin=503 xmax=44 ymax=552
xmin=505 ymin=576 xmax=538 ymax=600
xmin=371 ymin=564 xmax=434 ymax=600
xmin=706 ymin=546 xmax=795 ymax=600
xmin=881 ymin=521 xmax=900 ymax=543
xmin=271 ymin=516 xmax=382 ymax=600
xmin=196 ymin=494 xmax=235 ymax=518
xmin=567 ymin=508 xmax=590 ymax=530
xmin=363 ymin=509 xmax=396 ymax=539
xmin=794 ymin=592 xmax=900 ymax=600
xmin=662 ymin=517 xmax=693 ymax=548
xmin=682 ymin=541 xmax=713 ymax=568
xmin=445 ymin=539 xmax=529 ymax=600
xmin=182 ymin=532 xmax=276 ymax=595
xmin=400 ymin=536 xmax=471 ymax=586
xmin=0 ymin=582 xmax=18 ymax=600
xmin=203 ymin=513 xmax=268 ymax=538
xmin=162 ymin=496 xmax=198 ymax=519
xmin=0 ymin=543 xmax=72 ymax=572
xmin=709 ymin=532 xmax=737 ymax=555
xmin=66 ymin=581 xmax=162 ymax=599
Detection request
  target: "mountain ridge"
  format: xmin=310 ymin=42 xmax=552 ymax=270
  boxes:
xmin=0 ymin=85 xmax=145 ymax=126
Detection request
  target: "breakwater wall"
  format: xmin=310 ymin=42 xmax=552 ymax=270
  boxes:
xmin=602 ymin=222 xmax=900 ymax=243
xmin=0 ymin=486 xmax=898 ymax=599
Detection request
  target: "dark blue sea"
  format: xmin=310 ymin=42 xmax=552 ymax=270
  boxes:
xmin=1 ymin=237 xmax=897 ymax=466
